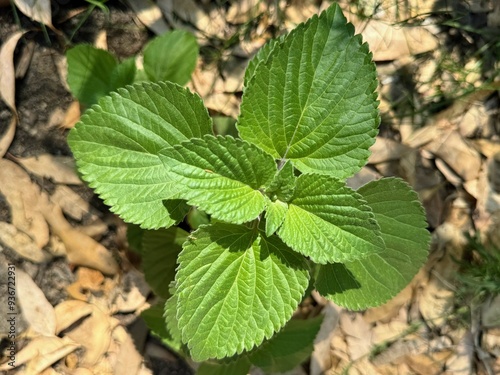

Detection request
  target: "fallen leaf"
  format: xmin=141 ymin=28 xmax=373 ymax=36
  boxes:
xmin=0 ymin=116 xmax=16 ymax=157
xmin=51 ymin=185 xmax=100 ymax=221
xmin=347 ymin=16 xmax=438 ymax=61
xmin=112 ymin=269 xmax=150 ymax=313
xmin=0 ymin=336 xmax=79 ymax=372
xmin=64 ymin=305 xmax=118 ymax=366
xmin=0 ymin=222 xmax=52 ymax=263
xmin=94 ymin=29 xmax=108 ymax=50
xmin=369 ymin=136 xmax=413 ymax=164
xmin=14 ymin=154 xmax=82 ymax=185
xmin=0 ymin=31 xmax=25 ymax=113
xmin=61 ymin=100 xmax=81 ymax=129
xmin=111 ymin=325 xmax=144 ymax=375
xmin=54 ymin=300 xmax=93 ymax=334
xmin=13 ymin=0 xmax=52 ymax=26
xmin=0 ymin=159 xmax=50 ymax=249
xmin=17 ymin=269 xmax=56 ymax=336
xmin=124 ymin=0 xmax=170 ymax=35
xmin=310 ymin=302 xmax=341 ymax=375
xmin=340 ymin=313 xmax=373 ymax=360
xmin=41 ymin=197 xmax=119 ymax=275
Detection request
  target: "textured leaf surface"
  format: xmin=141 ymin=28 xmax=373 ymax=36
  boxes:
xmin=142 ymin=227 xmax=188 ymax=299
xmin=266 ymin=160 xmax=296 ymax=202
xmin=264 ymin=200 xmax=287 ymax=237
xmin=238 ymin=3 xmax=379 ymax=178
xmin=175 ymin=223 xmax=309 ymax=361
xmin=316 ymin=178 xmax=430 ymax=309
xmin=159 ymin=135 xmax=276 ymax=224
xmin=68 ymin=82 xmax=212 ymax=229
xmin=66 ymin=45 xmax=118 ymax=107
xmin=278 ymin=174 xmax=384 ymax=264
xmin=249 ymin=316 xmax=323 ymax=373
xmin=143 ymin=30 xmax=198 ymax=85
xmin=109 ymin=57 xmax=136 ymax=90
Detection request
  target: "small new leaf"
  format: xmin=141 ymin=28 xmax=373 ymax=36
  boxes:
xmin=265 ymin=160 xmax=296 ymax=202
xmin=159 ymin=135 xmax=277 ymax=224
xmin=68 ymin=81 xmax=212 ymax=229
xmin=278 ymin=174 xmax=384 ymax=264
xmin=175 ymin=223 xmax=309 ymax=361
xmin=316 ymin=178 xmax=430 ymax=309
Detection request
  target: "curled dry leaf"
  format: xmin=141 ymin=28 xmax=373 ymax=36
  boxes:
xmin=15 ymin=154 xmax=82 ymax=185
xmin=54 ymin=300 xmax=93 ymax=334
xmin=13 ymin=0 xmax=52 ymax=26
xmin=51 ymin=185 xmax=100 ymax=221
xmin=124 ymin=0 xmax=170 ymax=35
xmin=369 ymin=136 xmax=413 ymax=164
xmin=0 ymin=336 xmax=78 ymax=373
xmin=40 ymin=197 xmax=119 ymax=275
xmin=17 ymin=269 xmax=56 ymax=336
xmin=0 ymin=117 xmax=16 ymax=158
xmin=0 ymin=31 xmax=25 ymax=113
xmin=64 ymin=305 xmax=118 ymax=367
xmin=0 ymin=222 xmax=52 ymax=263
xmin=310 ymin=302 xmax=341 ymax=375
xmin=111 ymin=325 xmax=144 ymax=375
xmin=0 ymin=159 xmax=50 ymax=249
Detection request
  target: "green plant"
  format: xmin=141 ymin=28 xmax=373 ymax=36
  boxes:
xmin=66 ymin=29 xmax=199 ymax=107
xmin=67 ymin=3 xmax=430 ymax=372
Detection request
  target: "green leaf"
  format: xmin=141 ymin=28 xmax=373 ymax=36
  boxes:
xmin=143 ymin=30 xmax=199 ymax=85
xmin=264 ymin=200 xmax=287 ymax=237
xmin=68 ymin=81 xmax=213 ymax=229
xmin=165 ymin=291 xmax=183 ymax=351
xmin=316 ymin=178 xmax=430 ymax=309
xmin=197 ymin=357 xmax=251 ymax=375
xmin=66 ymin=45 xmax=118 ymax=107
xmin=109 ymin=57 xmax=136 ymax=90
xmin=126 ymin=223 xmax=144 ymax=254
xmin=142 ymin=227 xmax=189 ymax=299
xmin=175 ymin=223 xmax=310 ymax=361
xmin=159 ymin=135 xmax=277 ymax=224
xmin=249 ymin=316 xmax=323 ymax=373
xmin=278 ymin=174 xmax=384 ymax=264
xmin=141 ymin=300 xmax=182 ymax=352
xmin=244 ymin=36 xmax=283 ymax=86
xmin=238 ymin=3 xmax=379 ymax=178
xmin=265 ymin=160 xmax=296 ymax=202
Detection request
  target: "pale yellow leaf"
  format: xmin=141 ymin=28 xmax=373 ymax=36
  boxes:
xmin=0 ymin=116 xmax=16 ymax=158
xmin=124 ymin=0 xmax=170 ymax=35
xmin=54 ymin=300 xmax=93 ymax=335
xmin=0 ymin=222 xmax=51 ymax=263
xmin=17 ymin=269 xmax=56 ymax=336
xmin=15 ymin=154 xmax=82 ymax=185
xmin=0 ymin=31 xmax=25 ymax=113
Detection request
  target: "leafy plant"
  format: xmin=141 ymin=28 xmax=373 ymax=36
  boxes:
xmin=68 ymin=3 xmax=430 ymax=371
xmin=66 ymin=29 xmax=199 ymax=107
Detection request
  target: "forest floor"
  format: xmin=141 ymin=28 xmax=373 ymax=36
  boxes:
xmin=0 ymin=0 xmax=500 ymax=374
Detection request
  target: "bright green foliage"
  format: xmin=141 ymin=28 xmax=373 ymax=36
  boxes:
xmin=175 ymin=223 xmax=309 ymax=360
xmin=68 ymin=82 xmax=212 ymax=229
xmin=278 ymin=174 xmax=384 ymax=264
xmin=68 ymin=2 xmax=430 ymax=367
xmin=67 ymin=45 xmax=133 ymax=107
xmin=159 ymin=135 xmax=277 ymax=224
xmin=141 ymin=227 xmax=188 ymax=299
xmin=143 ymin=30 xmax=199 ymax=85
xmin=316 ymin=178 xmax=430 ymax=308
xmin=249 ymin=316 xmax=323 ymax=373
xmin=66 ymin=30 xmax=198 ymax=107
xmin=141 ymin=301 xmax=182 ymax=352
xmin=238 ymin=5 xmax=379 ymax=178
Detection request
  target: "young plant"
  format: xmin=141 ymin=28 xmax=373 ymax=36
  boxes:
xmin=66 ymin=29 xmax=199 ymax=107
xmin=68 ymin=2 xmax=430 ymax=370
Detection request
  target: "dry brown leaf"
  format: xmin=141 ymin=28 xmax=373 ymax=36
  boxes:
xmin=125 ymin=0 xmax=170 ymax=35
xmin=459 ymin=102 xmax=490 ymax=138
xmin=112 ymin=269 xmax=150 ymax=314
xmin=425 ymin=129 xmax=482 ymax=182
xmin=369 ymin=136 xmax=413 ymax=164
xmin=54 ymin=300 xmax=93 ymax=334
xmin=17 ymin=269 xmax=56 ymax=336
xmin=111 ymin=325 xmax=144 ymax=375
xmin=0 ymin=31 xmax=25 ymax=113
xmin=204 ymin=92 xmax=240 ymax=118
xmin=66 ymin=267 xmax=106 ymax=302
xmin=227 ymin=0 xmax=262 ymax=24
xmin=51 ymin=185 xmax=99 ymax=221
xmin=310 ymin=302 xmax=341 ymax=375
xmin=41 ymin=199 xmax=119 ymax=275
xmin=0 ymin=335 xmax=78 ymax=372
xmin=61 ymin=100 xmax=81 ymax=129
xmin=0 ymin=116 xmax=16 ymax=157
xmin=94 ymin=29 xmax=108 ymax=50
xmin=0 ymin=222 xmax=52 ymax=263
xmin=340 ymin=313 xmax=373 ymax=360
xmin=347 ymin=16 xmax=438 ymax=61
xmin=13 ymin=0 xmax=52 ymax=26
xmin=14 ymin=154 xmax=82 ymax=185
xmin=64 ymin=305 xmax=118 ymax=367
xmin=364 ymin=282 xmax=414 ymax=324
xmin=472 ymin=139 xmax=500 ymax=159
xmin=0 ymin=159 xmax=50 ymax=249
xmin=445 ymin=331 xmax=474 ymax=375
